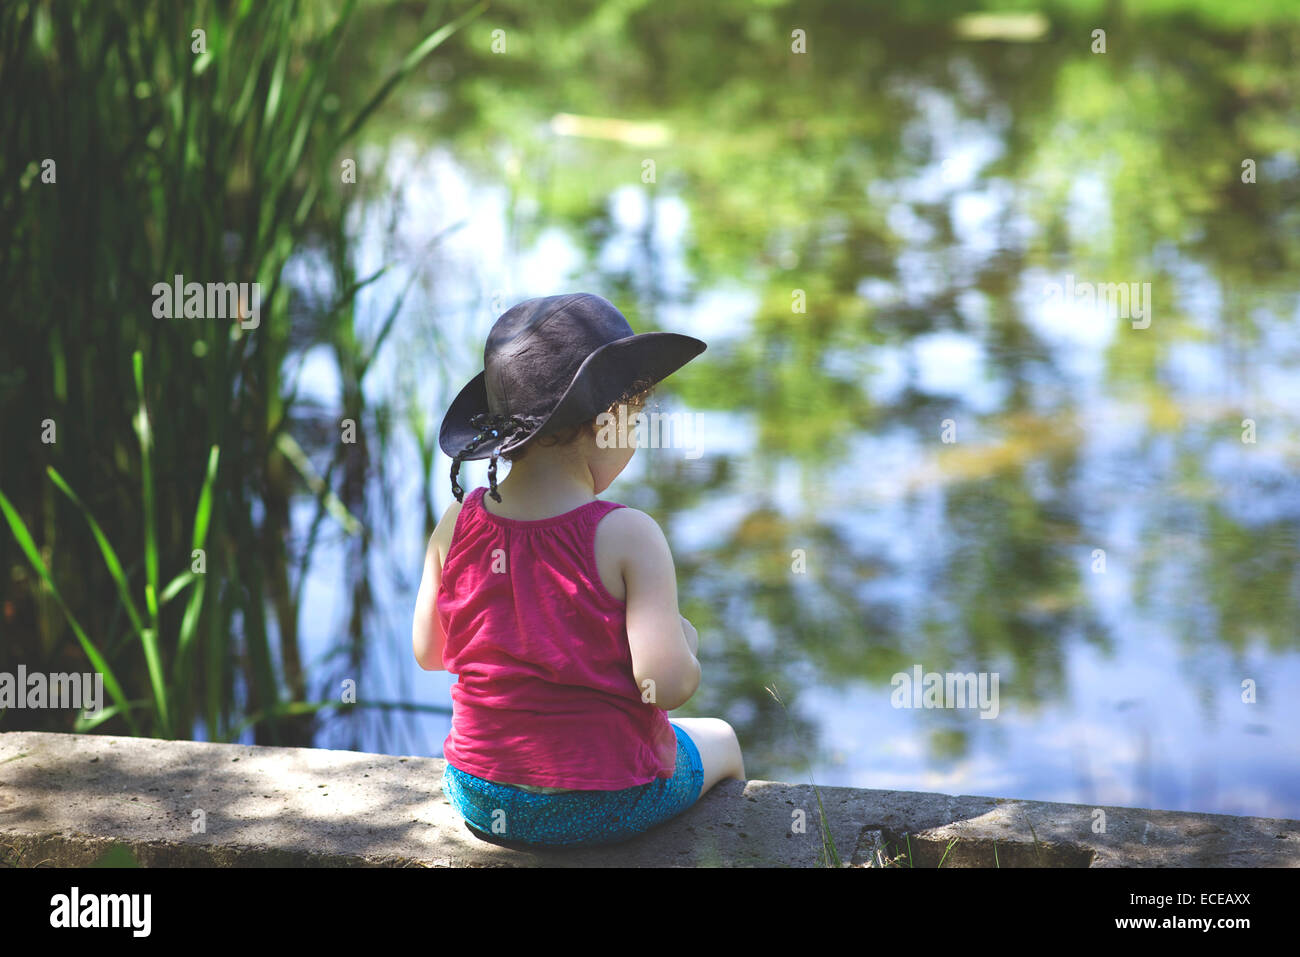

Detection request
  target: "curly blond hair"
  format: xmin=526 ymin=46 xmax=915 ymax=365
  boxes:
xmin=503 ymin=378 xmax=657 ymax=462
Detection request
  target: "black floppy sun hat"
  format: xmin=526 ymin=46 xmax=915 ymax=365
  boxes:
xmin=440 ymin=293 xmax=706 ymax=501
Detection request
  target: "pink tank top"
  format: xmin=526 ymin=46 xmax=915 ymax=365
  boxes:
xmin=437 ymin=486 xmax=678 ymax=790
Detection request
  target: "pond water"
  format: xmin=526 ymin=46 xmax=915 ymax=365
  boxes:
xmin=283 ymin=7 xmax=1299 ymax=819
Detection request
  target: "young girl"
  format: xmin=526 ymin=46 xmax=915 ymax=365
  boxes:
xmin=411 ymin=292 xmax=745 ymax=847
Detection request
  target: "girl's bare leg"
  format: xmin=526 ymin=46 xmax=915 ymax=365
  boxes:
xmin=669 ymin=717 xmax=745 ymax=794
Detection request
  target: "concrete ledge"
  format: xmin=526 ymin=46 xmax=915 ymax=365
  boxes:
xmin=1 ymin=731 xmax=1295 ymax=867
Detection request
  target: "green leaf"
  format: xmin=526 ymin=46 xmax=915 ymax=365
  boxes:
xmin=132 ymin=350 xmax=167 ymax=735
xmin=0 ymin=488 xmax=140 ymax=736
xmin=192 ymin=445 xmax=220 ymax=550
xmin=276 ymin=432 xmax=363 ymax=535
xmin=46 ymin=466 xmax=144 ymax=637
xmin=160 ymin=570 xmax=197 ymax=604
xmin=90 ymin=843 xmax=139 ymax=868
xmin=73 ymin=700 xmax=148 ymax=733
xmin=138 ymin=625 xmax=167 ymax=728
xmin=177 ymin=578 xmax=206 ymax=661
xmin=338 ymin=0 xmax=487 ymax=145
xmin=173 ymin=444 xmax=219 ymax=689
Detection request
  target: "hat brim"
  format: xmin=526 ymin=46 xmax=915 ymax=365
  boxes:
xmin=438 ymin=331 xmax=705 ymax=461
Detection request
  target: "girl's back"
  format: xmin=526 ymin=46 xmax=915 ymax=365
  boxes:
xmin=437 ymin=486 xmax=678 ymax=791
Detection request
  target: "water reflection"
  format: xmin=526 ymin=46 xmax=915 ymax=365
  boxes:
xmin=296 ymin=4 xmax=1300 ymax=818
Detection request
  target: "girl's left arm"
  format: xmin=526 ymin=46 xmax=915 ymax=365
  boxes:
xmin=413 ymin=501 xmax=461 ymax=671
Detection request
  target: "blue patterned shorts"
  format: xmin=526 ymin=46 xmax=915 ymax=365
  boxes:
xmin=442 ymin=722 xmax=704 ymax=847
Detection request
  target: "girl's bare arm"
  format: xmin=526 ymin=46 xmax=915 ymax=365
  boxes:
xmin=412 ymin=501 xmax=461 ymax=671
xmin=611 ymin=508 xmax=700 ymax=710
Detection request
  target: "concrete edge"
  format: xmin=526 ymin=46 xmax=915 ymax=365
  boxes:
xmin=1 ymin=732 xmax=1295 ymax=867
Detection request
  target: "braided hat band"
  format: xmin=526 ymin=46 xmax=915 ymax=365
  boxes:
xmin=449 ymin=413 xmax=543 ymax=503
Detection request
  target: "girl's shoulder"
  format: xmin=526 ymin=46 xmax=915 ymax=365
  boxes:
xmin=592 ymin=504 xmax=676 ymax=600
xmin=594 ymin=503 xmax=659 ymax=537
xmin=601 ymin=506 xmax=673 ymax=558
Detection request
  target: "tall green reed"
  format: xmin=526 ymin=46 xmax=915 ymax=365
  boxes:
xmin=0 ymin=0 xmax=482 ymax=742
